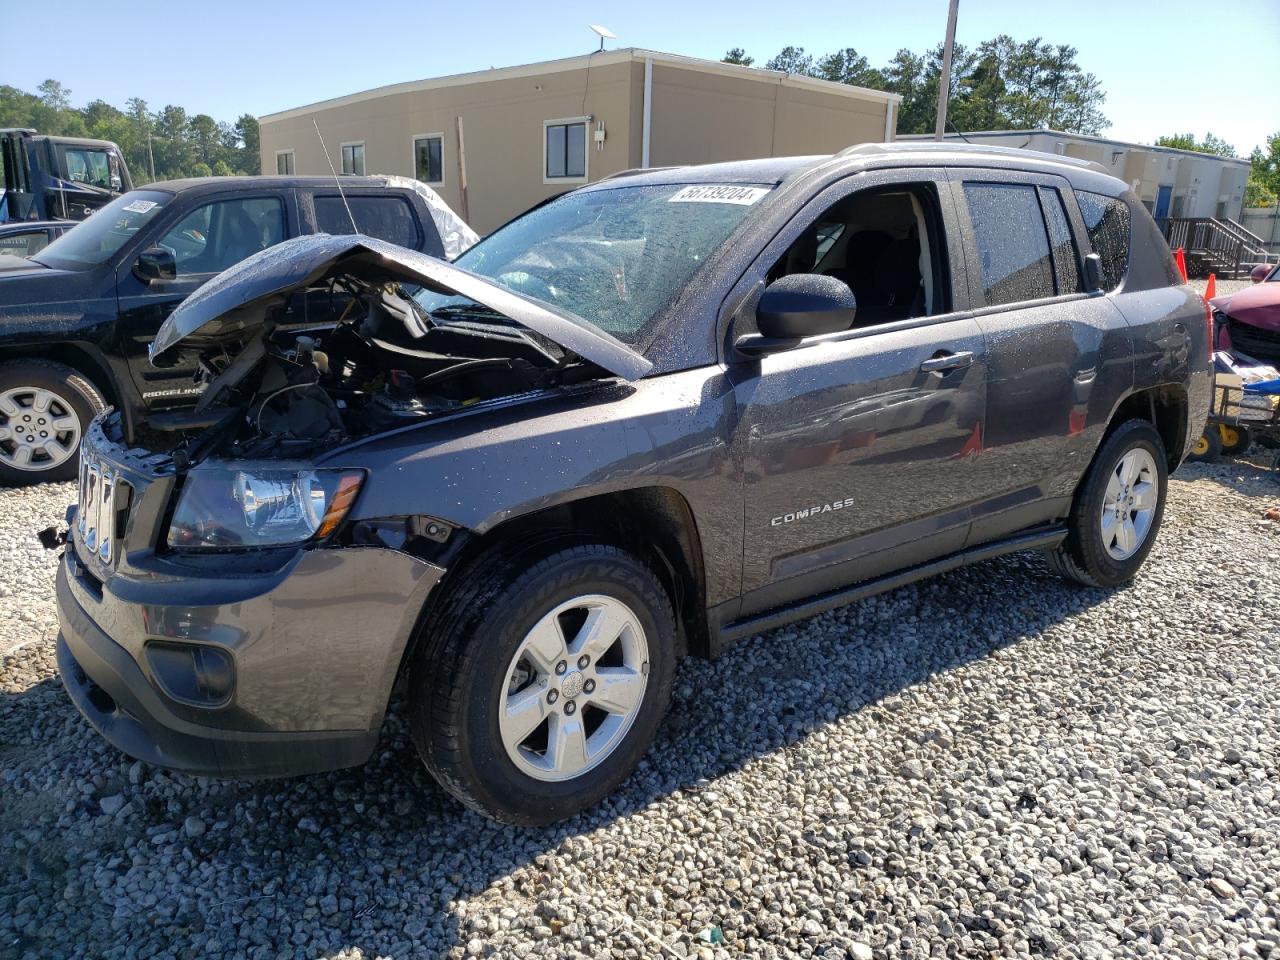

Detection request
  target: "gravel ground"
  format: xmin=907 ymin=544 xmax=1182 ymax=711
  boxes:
xmin=3 ymin=441 xmax=1280 ymax=957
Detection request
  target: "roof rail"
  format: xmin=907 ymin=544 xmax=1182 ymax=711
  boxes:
xmin=838 ymin=140 xmax=1111 ymax=176
xmin=596 ymin=166 xmax=680 ymax=182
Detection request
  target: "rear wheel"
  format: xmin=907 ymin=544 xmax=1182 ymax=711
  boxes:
xmin=0 ymin=360 xmax=105 ymax=486
xmin=408 ymin=542 xmax=676 ymax=825
xmin=1047 ymin=419 xmax=1168 ymax=588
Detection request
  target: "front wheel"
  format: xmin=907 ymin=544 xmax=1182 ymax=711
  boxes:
xmin=409 ymin=543 xmax=676 ymax=825
xmin=1047 ymin=419 xmax=1168 ymax=588
xmin=0 ymin=359 xmax=105 ymax=486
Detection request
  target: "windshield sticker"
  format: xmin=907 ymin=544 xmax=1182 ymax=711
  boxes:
xmin=122 ymin=199 xmax=159 ymax=214
xmin=668 ymin=185 xmax=769 ymax=206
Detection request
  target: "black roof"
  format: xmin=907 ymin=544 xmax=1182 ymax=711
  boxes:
xmin=134 ymin=175 xmax=397 ymax=195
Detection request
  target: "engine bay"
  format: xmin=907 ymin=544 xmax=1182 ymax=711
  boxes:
xmin=155 ymin=280 xmax=604 ymax=465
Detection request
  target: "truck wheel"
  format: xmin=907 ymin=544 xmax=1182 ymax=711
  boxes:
xmin=1047 ymin=419 xmax=1168 ymax=588
xmin=0 ymin=360 xmax=105 ymax=486
xmin=408 ymin=542 xmax=676 ymax=825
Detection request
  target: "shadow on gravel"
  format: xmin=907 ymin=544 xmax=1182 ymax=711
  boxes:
xmin=1174 ymin=450 xmax=1280 ymax=500
xmin=1 ymin=550 xmax=1115 ymax=959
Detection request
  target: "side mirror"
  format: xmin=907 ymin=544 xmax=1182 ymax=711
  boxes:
xmin=1251 ymin=264 xmax=1270 ymax=284
xmin=737 ymin=274 xmax=857 ymax=356
xmin=1084 ymin=252 xmax=1105 ymax=292
xmin=134 ymin=247 xmax=177 ymax=284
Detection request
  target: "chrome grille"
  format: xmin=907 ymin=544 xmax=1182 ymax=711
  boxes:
xmin=76 ymin=444 xmax=129 ymax=566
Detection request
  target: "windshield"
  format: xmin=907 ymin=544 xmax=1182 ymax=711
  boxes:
xmin=35 ymin=190 xmax=171 ymax=269
xmin=414 ymin=182 xmax=772 ymax=346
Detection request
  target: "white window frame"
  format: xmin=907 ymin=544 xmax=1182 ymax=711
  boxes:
xmin=274 ymin=149 xmax=295 ymax=175
xmin=340 ymin=140 xmax=366 ymax=176
xmin=542 ymin=116 xmax=590 ymax=185
xmin=411 ymin=133 xmax=445 ymax=186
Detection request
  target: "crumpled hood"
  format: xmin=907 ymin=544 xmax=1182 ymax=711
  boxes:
xmin=1211 ymin=283 xmax=1280 ymax=332
xmin=149 ymin=233 xmax=652 ymax=380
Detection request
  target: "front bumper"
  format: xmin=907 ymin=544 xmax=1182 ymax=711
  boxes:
xmin=56 ymin=542 xmax=444 ymax=779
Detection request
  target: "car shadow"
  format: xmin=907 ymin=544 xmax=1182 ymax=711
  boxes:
xmin=1173 ymin=450 xmax=1279 ymax=500
xmin=0 ymin=550 xmax=1115 ymax=959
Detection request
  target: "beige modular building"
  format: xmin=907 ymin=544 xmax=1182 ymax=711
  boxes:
xmin=902 ymin=129 xmax=1251 ymax=223
xmin=259 ymin=49 xmax=900 ymax=234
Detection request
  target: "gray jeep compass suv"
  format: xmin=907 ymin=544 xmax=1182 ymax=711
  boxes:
xmin=55 ymin=143 xmax=1211 ymax=824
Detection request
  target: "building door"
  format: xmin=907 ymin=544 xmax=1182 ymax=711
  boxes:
xmin=1153 ymin=185 xmax=1173 ymax=221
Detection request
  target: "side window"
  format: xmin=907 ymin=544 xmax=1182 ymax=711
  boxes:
xmin=1041 ymin=188 xmax=1082 ymax=295
xmin=414 ymin=135 xmax=444 ymax=184
xmin=0 ymin=229 xmax=51 ymax=257
xmin=157 ymin=197 xmax=285 ymax=276
xmin=963 ymin=182 xmax=1055 ymax=306
xmin=1075 ymin=191 xmax=1131 ymax=291
xmin=768 ymin=184 xmax=948 ymax=326
xmin=315 ymin=195 xmax=420 ymax=249
xmin=63 ymin=148 xmax=112 ymax=189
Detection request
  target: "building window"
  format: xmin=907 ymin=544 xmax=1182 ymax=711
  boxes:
xmin=275 ymin=150 xmax=295 ymax=175
xmin=413 ymin=135 xmax=443 ymax=184
xmin=544 ymin=119 xmax=588 ymax=181
xmin=341 ymin=142 xmax=365 ymax=176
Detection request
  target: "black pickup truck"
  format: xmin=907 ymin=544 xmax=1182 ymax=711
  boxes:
xmin=0 ymin=175 xmax=471 ymax=484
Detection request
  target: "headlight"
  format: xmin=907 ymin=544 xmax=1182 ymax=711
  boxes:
xmin=167 ymin=465 xmax=363 ymax=550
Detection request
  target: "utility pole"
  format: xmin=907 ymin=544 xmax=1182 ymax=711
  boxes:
xmin=934 ymin=0 xmax=960 ymax=141
xmin=147 ymin=131 xmax=156 ymax=180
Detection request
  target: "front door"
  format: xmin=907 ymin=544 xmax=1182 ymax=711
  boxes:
xmin=1154 ymin=185 xmax=1173 ymax=222
xmin=114 ymin=192 xmax=294 ymax=411
xmin=731 ymin=170 xmax=988 ymax=617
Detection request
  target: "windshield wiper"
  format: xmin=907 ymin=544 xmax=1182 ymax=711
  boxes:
xmin=430 ymin=303 xmax=513 ymax=325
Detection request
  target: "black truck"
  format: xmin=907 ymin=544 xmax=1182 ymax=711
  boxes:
xmin=0 ymin=175 xmax=468 ymax=483
xmin=55 ymin=144 xmax=1210 ymax=824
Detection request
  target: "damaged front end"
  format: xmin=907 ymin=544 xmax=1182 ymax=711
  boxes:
xmin=142 ymin=233 xmax=650 ymax=472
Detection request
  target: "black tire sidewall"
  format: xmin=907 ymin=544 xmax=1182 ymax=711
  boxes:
xmin=419 ymin=546 xmax=675 ymax=824
xmin=0 ymin=361 xmax=100 ymax=486
xmin=1068 ymin=420 xmax=1168 ymax=587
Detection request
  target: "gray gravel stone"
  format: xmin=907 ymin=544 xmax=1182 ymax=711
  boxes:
xmin=3 ymin=451 xmax=1280 ymax=959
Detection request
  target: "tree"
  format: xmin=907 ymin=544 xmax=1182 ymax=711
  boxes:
xmin=765 ymin=46 xmax=815 ymax=76
xmin=1247 ymin=132 xmax=1280 ymax=209
xmin=1154 ymin=132 xmax=1238 ymax=158
xmin=814 ymin=48 xmax=881 ymax=88
xmin=721 ymin=48 xmax=754 ymax=67
xmin=235 ymin=114 xmax=260 ymax=174
xmin=37 ymin=79 xmax=72 ymax=112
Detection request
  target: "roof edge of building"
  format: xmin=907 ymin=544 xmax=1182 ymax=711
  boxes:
xmin=898 ymin=128 xmax=1251 ymax=165
xmin=258 ymin=48 xmax=900 ymax=125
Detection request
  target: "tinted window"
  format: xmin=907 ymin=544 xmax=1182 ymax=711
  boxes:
xmin=158 ymin=196 xmax=285 ymax=276
xmin=1042 ymin=189 xmax=1082 ymax=295
xmin=545 ymin=122 xmax=587 ymax=179
xmin=1075 ymin=191 xmax=1131 ymax=291
xmin=414 ymin=136 xmax=443 ymax=184
xmin=964 ymin=183 xmax=1055 ymax=305
xmin=0 ymin=228 xmax=52 ymax=257
xmin=315 ymin=195 xmax=419 ymax=249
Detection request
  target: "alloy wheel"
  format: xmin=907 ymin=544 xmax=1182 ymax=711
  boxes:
xmin=0 ymin=386 xmax=82 ymax=472
xmin=498 ymin=594 xmax=649 ymax=782
xmin=1100 ymin=448 xmax=1158 ymax=561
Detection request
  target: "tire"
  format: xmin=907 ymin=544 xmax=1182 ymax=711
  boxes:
xmin=0 ymin=359 xmax=105 ymax=487
xmin=1218 ymin=423 xmax=1251 ymax=456
xmin=408 ymin=542 xmax=677 ymax=825
xmin=1185 ymin=427 xmax=1221 ymax=464
xmin=1046 ymin=419 xmax=1168 ymax=588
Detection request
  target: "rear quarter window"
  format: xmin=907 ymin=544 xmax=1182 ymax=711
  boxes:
xmin=315 ymin=195 xmax=421 ymax=250
xmin=1075 ymin=191 xmax=1131 ymax=291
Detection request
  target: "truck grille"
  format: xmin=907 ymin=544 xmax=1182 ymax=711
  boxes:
xmin=77 ymin=448 xmax=131 ymax=566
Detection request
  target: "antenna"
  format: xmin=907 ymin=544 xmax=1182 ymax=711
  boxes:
xmin=312 ymin=118 xmax=357 ymax=234
xmin=589 ymin=24 xmax=615 ymax=52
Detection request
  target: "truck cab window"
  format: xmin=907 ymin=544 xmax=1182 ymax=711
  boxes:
xmin=769 ymin=186 xmax=947 ymax=326
xmin=158 ymin=197 xmax=285 ymax=276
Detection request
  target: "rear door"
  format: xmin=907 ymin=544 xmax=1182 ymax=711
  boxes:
xmin=950 ymin=168 xmax=1133 ymax=545
xmin=114 ymin=189 xmax=298 ymax=411
xmin=731 ymin=168 xmax=988 ymax=617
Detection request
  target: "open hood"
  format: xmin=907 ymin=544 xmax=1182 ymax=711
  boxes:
xmin=1211 ymin=283 xmax=1280 ymax=333
xmin=150 ymin=233 xmax=652 ymax=380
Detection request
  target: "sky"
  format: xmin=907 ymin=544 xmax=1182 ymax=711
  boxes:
xmin=2 ymin=0 xmax=1277 ymax=156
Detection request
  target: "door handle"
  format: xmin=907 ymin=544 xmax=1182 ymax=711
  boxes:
xmin=920 ymin=351 xmax=975 ymax=373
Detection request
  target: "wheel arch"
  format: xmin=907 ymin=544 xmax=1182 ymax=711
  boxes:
xmin=0 ymin=340 xmax=122 ymax=411
xmin=1102 ymin=383 xmax=1188 ymax=472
